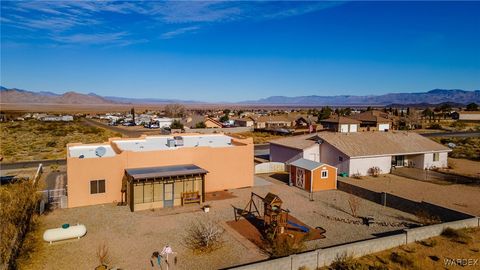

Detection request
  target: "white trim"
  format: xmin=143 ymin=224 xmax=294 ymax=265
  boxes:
xmin=321 ymin=170 xmax=328 ymax=179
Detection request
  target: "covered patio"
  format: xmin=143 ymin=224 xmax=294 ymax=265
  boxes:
xmin=125 ymin=164 xmax=208 ymax=212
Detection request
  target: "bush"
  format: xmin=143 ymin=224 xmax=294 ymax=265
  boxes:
xmin=441 ymin=227 xmax=472 ymax=244
xmin=368 ymin=167 xmax=381 ymax=177
xmin=328 ymin=253 xmax=365 ymax=270
xmin=389 ymin=252 xmax=416 ymax=269
xmin=267 ymin=235 xmax=308 ymax=258
xmin=183 ymin=219 xmax=224 ymax=253
xmin=0 ymin=181 xmax=41 ymax=268
xmin=415 ymin=210 xmax=441 ymax=225
xmin=46 ymin=141 xmax=57 ymax=147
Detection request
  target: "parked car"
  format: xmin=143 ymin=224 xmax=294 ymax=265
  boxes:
xmin=123 ymin=122 xmax=135 ymax=126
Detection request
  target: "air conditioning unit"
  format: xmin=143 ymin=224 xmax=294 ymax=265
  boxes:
xmin=174 ymin=136 xmax=184 ymax=146
xmin=167 ymin=138 xmax=176 ymax=147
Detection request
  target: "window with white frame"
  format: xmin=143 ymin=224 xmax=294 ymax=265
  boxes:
xmin=433 ymin=152 xmax=440 ymax=162
xmin=321 ymin=170 xmax=328 ymax=178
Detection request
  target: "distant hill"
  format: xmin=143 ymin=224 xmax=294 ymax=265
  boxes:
xmin=1 ymin=86 xmax=479 ymax=106
xmin=241 ymin=89 xmax=480 ymax=106
xmin=0 ymin=87 xmax=115 ymax=104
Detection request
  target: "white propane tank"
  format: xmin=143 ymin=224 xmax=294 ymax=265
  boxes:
xmin=43 ymin=224 xmax=87 ymax=244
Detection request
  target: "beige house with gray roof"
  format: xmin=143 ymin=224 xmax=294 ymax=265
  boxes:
xmin=270 ymin=131 xmax=451 ymax=176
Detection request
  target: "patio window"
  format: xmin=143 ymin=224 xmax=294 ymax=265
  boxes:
xmin=321 ymin=170 xmax=328 ymax=178
xmin=433 ymin=153 xmax=440 ymax=162
xmin=90 ymin=179 xmax=105 ymax=194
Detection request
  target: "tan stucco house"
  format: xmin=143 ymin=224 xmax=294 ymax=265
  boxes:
xmin=67 ymin=133 xmax=253 ymax=211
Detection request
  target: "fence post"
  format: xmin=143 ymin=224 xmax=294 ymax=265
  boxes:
xmin=381 ymin=192 xmax=387 ymax=206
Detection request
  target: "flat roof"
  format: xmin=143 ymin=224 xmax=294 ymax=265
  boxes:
xmin=125 ymin=164 xmax=208 ymax=180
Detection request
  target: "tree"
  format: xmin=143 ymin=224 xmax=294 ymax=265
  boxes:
xmin=317 ymin=106 xmax=332 ymax=121
xmin=466 ymin=102 xmax=478 ymax=111
xmin=406 ymin=107 xmax=410 ymax=116
xmin=422 ymin=108 xmax=434 ymax=120
xmin=170 ymin=120 xmax=184 ymax=129
xmin=165 ymin=104 xmax=186 ymax=117
xmin=223 ymin=109 xmax=231 ymax=115
xmin=366 ymin=106 xmax=372 ymax=111
xmin=195 ymin=122 xmax=206 ymax=128
xmin=219 ymin=115 xmax=229 ymax=123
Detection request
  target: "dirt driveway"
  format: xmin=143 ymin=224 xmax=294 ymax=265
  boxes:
xmin=345 ymin=174 xmax=480 ymax=216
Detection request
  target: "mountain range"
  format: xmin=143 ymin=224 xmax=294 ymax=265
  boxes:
xmin=1 ymin=86 xmax=479 ymax=106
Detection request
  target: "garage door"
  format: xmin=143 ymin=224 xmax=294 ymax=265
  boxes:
xmin=379 ymin=124 xmax=389 ymax=131
xmin=349 ymin=124 xmax=357 ymax=132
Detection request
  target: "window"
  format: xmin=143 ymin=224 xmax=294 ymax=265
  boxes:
xmin=90 ymin=180 xmax=105 ymax=194
xmin=321 ymin=170 xmax=328 ymax=178
xmin=433 ymin=153 xmax=440 ymax=162
xmin=339 ymin=156 xmax=344 ymax=162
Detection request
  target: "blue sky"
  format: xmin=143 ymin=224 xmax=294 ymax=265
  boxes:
xmin=1 ymin=1 xmax=479 ymax=102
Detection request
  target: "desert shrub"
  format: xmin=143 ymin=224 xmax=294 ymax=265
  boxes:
xmin=96 ymin=242 xmax=110 ymax=268
xmin=183 ymin=219 xmax=224 ymax=253
xmin=415 ymin=210 xmax=441 ymax=225
xmin=441 ymin=227 xmax=472 ymax=244
xmin=328 ymin=252 xmax=366 ymax=270
xmin=267 ymin=235 xmax=308 ymax=258
xmin=347 ymin=194 xmax=362 ymax=218
xmin=428 ymin=123 xmax=442 ymax=130
xmin=419 ymin=239 xmax=437 ymax=247
xmin=367 ymin=167 xmax=381 ymax=177
xmin=45 ymin=141 xmax=57 ymax=147
xmin=0 ymin=181 xmax=41 ymax=269
xmin=389 ymin=252 xmax=416 ymax=269
xmin=351 ymin=172 xmax=362 ymax=179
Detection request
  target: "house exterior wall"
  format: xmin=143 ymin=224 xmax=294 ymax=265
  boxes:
xmin=459 ymin=113 xmax=480 ymax=121
xmin=303 ymin=145 xmax=320 ymax=162
xmin=319 ymin=142 xmax=350 ymax=175
xmin=349 ymin=156 xmax=392 ymax=176
xmin=67 ymin=137 xmax=253 ymax=208
xmin=422 ymin=151 xmax=449 ymax=169
xmin=270 ymin=144 xmax=303 ymax=163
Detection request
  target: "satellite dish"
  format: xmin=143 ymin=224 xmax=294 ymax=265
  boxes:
xmin=95 ymin=146 xmax=107 ymax=157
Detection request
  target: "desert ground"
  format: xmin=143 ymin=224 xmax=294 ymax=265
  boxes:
xmin=345 ymin=174 xmax=480 ymax=216
xmin=23 ymin=174 xmax=422 ymax=270
xmin=319 ymin=227 xmax=480 ymax=270
xmin=0 ymin=120 xmax=122 ymax=162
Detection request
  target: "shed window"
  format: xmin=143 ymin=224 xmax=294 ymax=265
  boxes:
xmin=339 ymin=156 xmax=344 ymax=162
xmin=433 ymin=153 xmax=440 ymax=162
xmin=321 ymin=170 xmax=328 ymax=178
xmin=90 ymin=180 xmax=105 ymax=194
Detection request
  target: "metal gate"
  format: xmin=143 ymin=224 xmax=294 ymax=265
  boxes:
xmin=39 ymin=188 xmax=67 ymax=209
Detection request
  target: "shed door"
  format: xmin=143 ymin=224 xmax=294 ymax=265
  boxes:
xmin=295 ymin=168 xmax=305 ymax=189
xmin=340 ymin=124 xmax=349 ymax=133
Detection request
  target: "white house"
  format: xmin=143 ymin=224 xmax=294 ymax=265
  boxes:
xmin=270 ymin=131 xmax=451 ymax=176
xmin=155 ymin=117 xmax=173 ymax=128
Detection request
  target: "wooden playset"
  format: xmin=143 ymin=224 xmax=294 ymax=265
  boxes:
xmin=235 ymin=192 xmax=315 ymax=239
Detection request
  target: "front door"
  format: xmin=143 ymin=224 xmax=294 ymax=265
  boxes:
xmin=295 ymin=168 xmax=305 ymax=189
xmin=392 ymin=155 xmax=405 ymax=167
xmin=163 ymin=183 xmax=174 ymax=208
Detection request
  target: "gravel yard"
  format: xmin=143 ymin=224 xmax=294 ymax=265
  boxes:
xmin=344 ymin=174 xmax=480 ymax=216
xmin=29 ymin=174 xmax=421 ymax=270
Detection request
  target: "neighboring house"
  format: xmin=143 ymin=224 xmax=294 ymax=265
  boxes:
xmin=458 ymin=111 xmax=480 ymax=121
xmin=253 ymin=115 xmax=294 ymax=129
xmin=234 ymin=117 xmax=254 ymax=127
xmin=155 ymin=117 xmax=173 ymax=128
xmin=349 ymin=111 xmax=392 ymax=131
xmin=204 ymin=117 xmax=223 ymax=128
xmin=270 ymin=131 xmax=450 ymax=176
xmin=319 ymin=116 xmax=360 ymax=133
xmin=289 ymin=158 xmax=337 ymax=192
xmin=67 ymin=133 xmax=253 ymax=211
xmin=41 ymin=115 xmax=73 ymax=121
